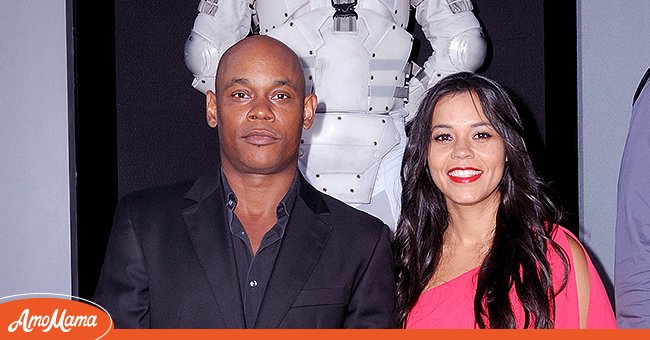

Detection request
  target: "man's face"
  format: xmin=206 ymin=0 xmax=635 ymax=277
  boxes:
xmin=208 ymin=38 xmax=315 ymax=177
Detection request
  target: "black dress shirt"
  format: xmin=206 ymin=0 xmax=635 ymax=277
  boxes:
xmin=221 ymin=170 xmax=299 ymax=328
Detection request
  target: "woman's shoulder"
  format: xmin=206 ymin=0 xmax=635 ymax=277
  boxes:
xmin=547 ymin=225 xmax=617 ymax=328
xmin=550 ymin=225 xmax=583 ymax=251
xmin=547 ymin=225 xmax=589 ymax=273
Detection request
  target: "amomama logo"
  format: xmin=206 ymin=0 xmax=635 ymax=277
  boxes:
xmin=0 ymin=293 xmax=113 ymax=339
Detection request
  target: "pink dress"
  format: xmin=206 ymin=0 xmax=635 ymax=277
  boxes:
xmin=405 ymin=226 xmax=617 ymax=329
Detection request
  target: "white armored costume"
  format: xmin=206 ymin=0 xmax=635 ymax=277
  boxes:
xmin=184 ymin=0 xmax=487 ymax=231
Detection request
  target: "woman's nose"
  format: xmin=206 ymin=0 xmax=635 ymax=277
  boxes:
xmin=451 ymin=139 xmax=474 ymax=159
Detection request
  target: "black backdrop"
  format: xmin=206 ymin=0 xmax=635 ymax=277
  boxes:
xmin=73 ymin=0 xmax=577 ymax=300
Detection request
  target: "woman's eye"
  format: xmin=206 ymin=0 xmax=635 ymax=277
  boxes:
xmin=433 ymin=133 xmax=452 ymax=142
xmin=474 ymin=132 xmax=492 ymax=140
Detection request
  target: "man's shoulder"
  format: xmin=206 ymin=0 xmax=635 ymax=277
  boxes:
xmin=118 ymin=178 xmax=197 ymax=208
xmin=302 ymin=192 xmax=394 ymax=269
xmin=312 ymin=192 xmax=390 ymax=236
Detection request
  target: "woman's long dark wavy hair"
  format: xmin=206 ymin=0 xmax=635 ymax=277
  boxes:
xmin=393 ymin=72 xmax=569 ymax=328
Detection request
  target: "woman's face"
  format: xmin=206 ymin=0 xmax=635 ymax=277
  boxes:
xmin=427 ymin=91 xmax=506 ymax=210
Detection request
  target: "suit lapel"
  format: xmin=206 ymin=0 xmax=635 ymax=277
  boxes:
xmin=254 ymin=177 xmax=332 ymax=328
xmin=183 ymin=175 xmax=246 ymax=328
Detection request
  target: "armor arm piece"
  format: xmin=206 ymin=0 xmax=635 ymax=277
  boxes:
xmin=184 ymin=0 xmax=253 ymax=94
xmin=405 ymin=0 xmax=487 ymax=122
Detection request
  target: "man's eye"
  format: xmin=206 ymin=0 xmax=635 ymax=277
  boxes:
xmin=274 ymin=93 xmax=288 ymax=100
xmin=231 ymin=92 xmax=249 ymax=99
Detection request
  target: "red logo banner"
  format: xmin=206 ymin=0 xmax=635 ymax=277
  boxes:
xmin=0 ymin=293 xmax=113 ymax=339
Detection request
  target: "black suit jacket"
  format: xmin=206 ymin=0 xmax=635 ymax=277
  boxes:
xmin=93 ymin=172 xmax=397 ymax=328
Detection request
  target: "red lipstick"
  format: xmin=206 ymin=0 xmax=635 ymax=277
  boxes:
xmin=447 ymin=167 xmax=483 ymax=183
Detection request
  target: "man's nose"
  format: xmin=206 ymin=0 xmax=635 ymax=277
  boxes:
xmin=248 ymin=99 xmax=275 ymax=121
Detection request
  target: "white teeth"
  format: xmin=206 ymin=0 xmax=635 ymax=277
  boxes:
xmin=448 ymin=169 xmax=482 ymax=178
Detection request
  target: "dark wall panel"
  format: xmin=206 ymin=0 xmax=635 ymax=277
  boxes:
xmin=114 ymin=0 xmax=219 ymax=198
xmin=74 ymin=0 xmax=117 ymax=299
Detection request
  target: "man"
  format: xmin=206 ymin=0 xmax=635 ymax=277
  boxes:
xmin=93 ymin=35 xmax=397 ymax=328
xmin=184 ymin=0 xmax=487 ymax=231
xmin=615 ymin=67 xmax=650 ymax=328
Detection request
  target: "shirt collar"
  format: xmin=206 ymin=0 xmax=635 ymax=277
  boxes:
xmin=220 ymin=168 xmax=300 ymax=225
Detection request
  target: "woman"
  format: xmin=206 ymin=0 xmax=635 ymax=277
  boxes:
xmin=392 ymin=72 xmax=616 ymax=328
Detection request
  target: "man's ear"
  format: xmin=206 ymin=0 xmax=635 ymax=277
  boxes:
xmin=302 ymin=93 xmax=317 ymax=129
xmin=206 ymin=90 xmax=218 ymax=128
